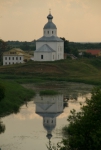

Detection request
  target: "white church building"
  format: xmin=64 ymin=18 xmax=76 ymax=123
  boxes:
xmin=34 ymin=12 xmax=64 ymax=61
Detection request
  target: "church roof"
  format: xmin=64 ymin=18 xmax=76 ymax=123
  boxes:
xmin=36 ymin=36 xmax=63 ymax=42
xmin=35 ymin=44 xmax=55 ymax=52
xmin=44 ymin=22 xmax=57 ymax=29
xmin=44 ymin=13 xmax=57 ymax=29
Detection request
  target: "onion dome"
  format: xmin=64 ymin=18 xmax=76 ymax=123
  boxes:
xmin=44 ymin=13 xmax=57 ymax=29
xmin=47 ymin=14 xmax=53 ymax=20
xmin=46 ymin=133 xmax=52 ymax=140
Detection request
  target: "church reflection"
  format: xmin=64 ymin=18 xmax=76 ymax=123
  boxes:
xmin=34 ymin=94 xmax=68 ymax=146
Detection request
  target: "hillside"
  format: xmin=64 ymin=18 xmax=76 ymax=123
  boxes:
xmin=0 ymin=58 xmax=101 ymax=85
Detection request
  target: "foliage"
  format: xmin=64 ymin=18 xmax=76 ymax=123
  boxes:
xmin=40 ymin=90 xmax=59 ymax=96
xmin=60 ymin=37 xmax=79 ymax=57
xmin=82 ymin=52 xmax=95 ymax=58
xmin=0 ymin=39 xmax=7 ymax=62
xmin=7 ymin=40 xmax=36 ymax=51
xmin=49 ymin=87 xmax=101 ymax=150
xmin=0 ymin=80 xmax=35 ymax=116
xmin=0 ymin=120 xmax=5 ymax=134
xmin=62 ymin=87 xmax=101 ymax=150
xmin=60 ymin=37 xmax=71 ymax=53
xmin=0 ymin=84 xmax=5 ymax=101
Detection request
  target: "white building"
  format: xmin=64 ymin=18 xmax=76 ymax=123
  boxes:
xmin=3 ymin=48 xmax=31 ymax=65
xmin=34 ymin=12 xmax=64 ymax=61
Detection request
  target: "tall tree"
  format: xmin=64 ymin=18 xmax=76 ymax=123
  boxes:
xmin=0 ymin=39 xmax=7 ymax=62
xmin=60 ymin=37 xmax=71 ymax=53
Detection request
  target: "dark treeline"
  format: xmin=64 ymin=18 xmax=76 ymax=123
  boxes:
xmin=0 ymin=38 xmax=101 ymax=61
xmin=69 ymin=42 xmax=101 ymax=50
xmin=7 ymin=40 xmax=36 ymax=51
xmin=7 ymin=39 xmax=101 ymax=52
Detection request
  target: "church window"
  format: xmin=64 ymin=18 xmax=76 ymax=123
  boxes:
xmin=41 ymin=55 xmax=43 ymax=59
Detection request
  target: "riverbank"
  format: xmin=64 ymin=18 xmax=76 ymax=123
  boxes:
xmin=0 ymin=79 xmax=35 ymax=117
xmin=0 ymin=58 xmax=100 ymax=116
xmin=0 ymin=58 xmax=101 ymax=86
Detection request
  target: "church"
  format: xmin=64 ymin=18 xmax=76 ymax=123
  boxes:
xmin=34 ymin=12 xmax=64 ymax=61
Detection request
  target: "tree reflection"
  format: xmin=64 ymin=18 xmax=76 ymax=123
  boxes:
xmin=0 ymin=119 xmax=5 ymax=134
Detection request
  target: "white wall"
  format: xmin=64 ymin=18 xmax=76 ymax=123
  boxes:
xmin=34 ymin=52 xmax=55 ymax=61
xmin=56 ymin=42 xmax=64 ymax=60
xmin=3 ymin=55 xmax=24 ymax=65
xmin=43 ymin=29 xmax=57 ymax=37
xmin=35 ymin=95 xmax=63 ymax=113
xmin=36 ymin=41 xmax=64 ymax=60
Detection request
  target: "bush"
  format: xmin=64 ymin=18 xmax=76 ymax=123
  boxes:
xmin=40 ymin=90 xmax=59 ymax=96
xmin=0 ymin=84 xmax=5 ymax=101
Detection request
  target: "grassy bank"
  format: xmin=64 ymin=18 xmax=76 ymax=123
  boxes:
xmin=0 ymin=80 xmax=35 ymax=117
xmin=0 ymin=58 xmax=101 ymax=86
xmin=40 ymin=90 xmax=59 ymax=96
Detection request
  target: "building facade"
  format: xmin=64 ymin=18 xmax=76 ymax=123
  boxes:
xmin=3 ymin=48 xmax=31 ymax=65
xmin=34 ymin=12 xmax=64 ymax=61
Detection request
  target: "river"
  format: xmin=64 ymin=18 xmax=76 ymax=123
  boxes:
xmin=0 ymin=82 xmax=93 ymax=150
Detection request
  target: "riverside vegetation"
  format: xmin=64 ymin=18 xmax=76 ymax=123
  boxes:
xmin=0 ymin=58 xmax=101 ymax=116
xmin=0 ymin=58 xmax=101 ymax=85
xmin=0 ymin=80 xmax=35 ymax=116
xmin=0 ymin=58 xmax=101 ymax=149
xmin=47 ymin=87 xmax=101 ymax=150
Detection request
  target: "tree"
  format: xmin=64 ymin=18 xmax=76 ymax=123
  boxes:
xmin=60 ymin=37 xmax=71 ymax=53
xmin=47 ymin=87 xmax=101 ymax=150
xmin=0 ymin=39 xmax=7 ymax=62
xmin=0 ymin=84 xmax=5 ymax=101
xmin=61 ymin=87 xmax=101 ymax=150
xmin=0 ymin=120 xmax=5 ymax=134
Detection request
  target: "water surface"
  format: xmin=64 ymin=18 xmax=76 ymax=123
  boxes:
xmin=0 ymin=82 xmax=92 ymax=150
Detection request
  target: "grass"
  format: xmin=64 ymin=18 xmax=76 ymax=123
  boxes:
xmin=0 ymin=58 xmax=101 ymax=86
xmin=0 ymin=58 xmax=101 ymax=116
xmin=39 ymin=90 xmax=59 ymax=96
xmin=0 ymin=79 xmax=36 ymax=117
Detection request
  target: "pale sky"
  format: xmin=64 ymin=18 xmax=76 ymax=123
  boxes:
xmin=0 ymin=0 xmax=101 ymax=42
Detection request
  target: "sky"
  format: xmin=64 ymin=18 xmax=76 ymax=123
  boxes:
xmin=0 ymin=0 xmax=101 ymax=42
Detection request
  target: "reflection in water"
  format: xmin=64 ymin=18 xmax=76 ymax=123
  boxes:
xmin=0 ymin=93 xmax=91 ymax=150
xmin=0 ymin=119 xmax=5 ymax=134
xmin=34 ymin=94 xmax=67 ymax=148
